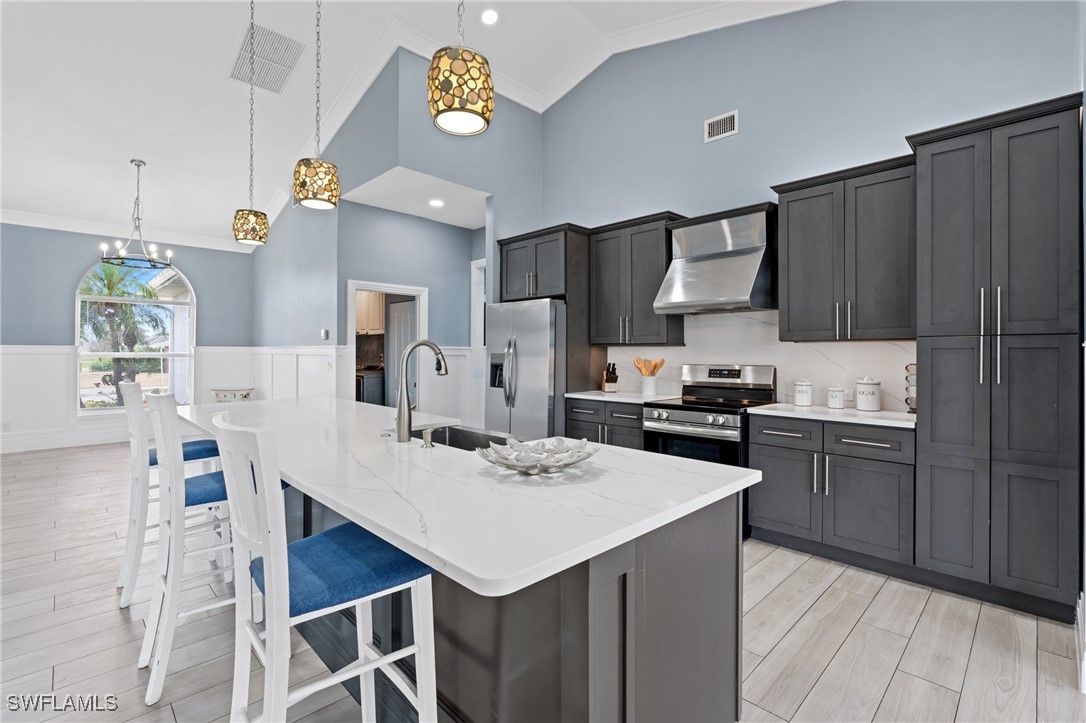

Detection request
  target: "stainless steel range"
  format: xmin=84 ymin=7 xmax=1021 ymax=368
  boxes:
xmin=642 ymin=364 xmax=777 ymax=466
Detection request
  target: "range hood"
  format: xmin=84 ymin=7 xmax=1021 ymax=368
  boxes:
xmin=654 ymin=203 xmax=777 ymax=315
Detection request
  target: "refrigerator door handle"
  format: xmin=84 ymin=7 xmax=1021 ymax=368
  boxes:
xmin=502 ymin=338 xmax=512 ymax=406
xmin=509 ymin=335 xmax=518 ymax=407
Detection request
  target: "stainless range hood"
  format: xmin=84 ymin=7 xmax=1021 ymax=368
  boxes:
xmin=653 ymin=203 xmax=777 ymax=315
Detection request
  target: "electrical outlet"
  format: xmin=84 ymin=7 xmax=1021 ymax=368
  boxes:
xmin=844 ymin=388 xmax=855 ymax=402
xmin=1 ymin=422 xmax=10 ymax=433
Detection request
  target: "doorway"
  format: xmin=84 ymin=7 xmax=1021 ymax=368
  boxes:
xmin=385 ymin=296 xmax=418 ymax=408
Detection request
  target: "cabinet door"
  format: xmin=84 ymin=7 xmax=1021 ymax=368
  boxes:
xmin=917 ymin=336 xmax=990 ymax=460
xmin=531 ymin=233 xmax=566 ymax=298
xmin=566 ymin=418 xmax=602 ymax=444
xmin=991 ymin=333 xmax=1079 ymax=469
xmin=991 ymin=109 xmax=1080 ymax=335
xmin=368 ymin=292 xmax=385 ymax=334
xmin=778 ymin=183 xmax=845 ymax=341
xmin=822 ymin=455 xmax=913 ymax=564
xmin=627 ymin=222 xmax=671 ymax=344
xmin=355 ymin=293 xmax=366 ymax=334
xmin=916 ymin=132 xmax=991 ymax=336
xmin=589 ymin=229 xmax=626 ymax=344
xmin=915 ymin=453 xmax=990 ymax=583
xmin=991 ymin=461 xmax=1080 ymax=603
xmin=748 ymin=444 xmax=822 ymax=541
xmin=501 ymin=241 xmax=532 ymax=301
xmin=845 ymin=165 xmax=916 ymax=340
xmin=605 ymin=425 xmax=644 ymax=450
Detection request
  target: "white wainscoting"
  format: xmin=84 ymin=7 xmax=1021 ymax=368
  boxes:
xmin=417 ymin=347 xmax=470 ymax=420
xmin=250 ymin=347 xmax=336 ymax=402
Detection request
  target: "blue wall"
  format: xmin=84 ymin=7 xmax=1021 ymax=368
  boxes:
xmin=336 ymin=201 xmax=473 ymax=346
xmin=541 ymin=1 xmax=1084 ymax=226
xmin=0 ymin=223 xmax=254 ymax=346
xmin=471 ymin=227 xmax=486 ymax=260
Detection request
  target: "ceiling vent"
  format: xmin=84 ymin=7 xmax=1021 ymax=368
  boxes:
xmin=228 ymin=24 xmax=306 ymax=94
xmin=704 ymin=110 xmax=739 ymax=143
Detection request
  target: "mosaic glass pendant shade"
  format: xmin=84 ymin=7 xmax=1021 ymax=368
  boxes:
xmin=428 ymin=46 xmax=493 ymax=136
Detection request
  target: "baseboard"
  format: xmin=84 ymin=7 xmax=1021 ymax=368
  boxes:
xmin=1076 ymin=591 xmax=1085 ymax=692
xmin=1 ymin=422 xmax=127 ymax=453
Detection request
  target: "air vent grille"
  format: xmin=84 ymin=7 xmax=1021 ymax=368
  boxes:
xmin=228 ymin=24 xmax=306 ymax=95
xmin=705 ymin=110 xmax=739 ymax=143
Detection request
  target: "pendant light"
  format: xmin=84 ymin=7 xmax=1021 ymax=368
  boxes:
xmin=99 ymin=160 xmax=173 ymax=270
xmin=234 ymin=0 xmax=270 ymax=244
xmin=292 ymin=0 xmax=339 ymax=209
xmin=428 ymin=0 xmax=494 ymax=136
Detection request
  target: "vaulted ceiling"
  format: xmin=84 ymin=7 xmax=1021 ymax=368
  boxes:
xmin=1 ymin=1 xmax=829 ymax=252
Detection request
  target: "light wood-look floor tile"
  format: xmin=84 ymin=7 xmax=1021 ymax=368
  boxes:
xmin=955 ymin=604 xmax=1037 ymax=722
xmin=742 ymin=649 xmax=763 ymax=682
xmin=898 ymin=590 xmax=981 ymax=692
xmin=742 ymin=547 xmax=810 ymax=613
xmin=832 ymin=566 xmax=887 ymax=598
xmin=743 ymin=556 xmax=845 ymax=656
xmin=1037 ymin=650 xmax=1086 ymax=723
xmin=860 ymin=578 xmax=931 ymax=637
xmin=792 ymin=622 xmax=908 ymax=722
xmin=1037 ymin=618 xmax=1076 ymax=660
xmin=742 ymin=539 xmax=776 ymax=572
xmin=873 ymin=670 xmax=960 ymax=723
xmin=741 ymin=700 xmax=787 ymax=722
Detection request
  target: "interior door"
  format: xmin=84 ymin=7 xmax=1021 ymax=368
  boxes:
xmin=508 ymin=299 xmax=555 ymax=440
xmin=386 ymin=300 xmax=417 ymax=408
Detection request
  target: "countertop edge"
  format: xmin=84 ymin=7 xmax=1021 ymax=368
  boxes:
xmin=748 ymin=405 xmax=916 ymax=429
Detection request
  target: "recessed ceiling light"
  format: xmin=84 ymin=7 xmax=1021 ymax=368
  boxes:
xmin=429 ymin=199 xmax=445 ymax=208
xmin=481 ymin=9 xmax=498 ymax=25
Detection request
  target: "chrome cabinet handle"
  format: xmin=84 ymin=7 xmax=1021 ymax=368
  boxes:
xmin=762 ymin=429 xmax=803 ymax=438
xmin=835 ymin=302 xmax=840 ymax=340
xmin=839 ymin=438 xmax=893 ymax=448
xmin=525 ymin=273 xmax=530 ymax=297
xmin=979 ymin=287 xmax=985 ymax=385
xmin=571 ymin=407 xmax=598 ymax=415
xmin=611 ymin=413 xmax=640 ymax=420
xmin=618 ymin=315 xmax=624 ymax=343
xmin=980 ymin=287 xmax=985 ymax=335
xmin=847 ymin=301 xmax=852 ymax=340
xmin=603 ymin=425 xmax=609 ymax=444
xmin=812 ymin=453 xmax=819 ymax=494
xmin=597 ymin=423 xmax=603 ymax=443
xmin=979 ymin=334 xmax=984 ymax=385
xmin=824 ymin=454 xmax=830 ymax=496
xmin=996 ymin=286 xmax=1002 ymax=384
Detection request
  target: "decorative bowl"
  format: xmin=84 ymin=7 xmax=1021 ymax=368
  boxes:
xmin=476 ymin=437 xmax=597 ymax=475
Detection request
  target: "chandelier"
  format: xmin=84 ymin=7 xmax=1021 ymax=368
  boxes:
xmin=99 ymin=159 xmax=173 ymax=270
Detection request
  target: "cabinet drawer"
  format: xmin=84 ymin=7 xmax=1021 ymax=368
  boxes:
xmin=605 ymin=402 xmax=644 ymax=429
xmin=749 ymin=417 xmax=823 ymax=452
xmin=824 ymin=424 xmax=915 ymax=464
xmin=565 ymin=399 xmax=605 ymax=424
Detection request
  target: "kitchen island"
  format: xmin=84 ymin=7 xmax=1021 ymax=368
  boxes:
xmin=178 ymin=397 xmax=760 ymax=722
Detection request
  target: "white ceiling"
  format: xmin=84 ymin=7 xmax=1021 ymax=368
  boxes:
xmin=1 ymin=1 xmax=830 ymax=253
xmin=342 ymin=167 xmax=489 ymax=230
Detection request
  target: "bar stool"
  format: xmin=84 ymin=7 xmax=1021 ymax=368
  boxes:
xmin=116 ymin=381 xmax=223 ymax=609
xmin=141 ymin=392 xmax=237 ymax=705
xmin=211 ymin=411 xmax=438 ymax=723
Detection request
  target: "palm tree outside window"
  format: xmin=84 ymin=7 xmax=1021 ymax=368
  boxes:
xmin=76 ymin=262 xmax=195 ymax=411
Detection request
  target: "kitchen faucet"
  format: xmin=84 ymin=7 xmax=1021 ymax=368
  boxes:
xmin=395 ymin=339 xmax=449 ymax=442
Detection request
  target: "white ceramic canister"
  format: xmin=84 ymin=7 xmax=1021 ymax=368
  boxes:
xmin=827 ymin=385 xmax=845 ymax=409
xmin=794 ymin=379 xmax=813 ymax=407
xmin=855 ymin=377 xmax=881 ymax=412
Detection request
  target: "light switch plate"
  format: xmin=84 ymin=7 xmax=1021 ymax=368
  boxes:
xmin=320 ymin=329 xmax=329 ymax=340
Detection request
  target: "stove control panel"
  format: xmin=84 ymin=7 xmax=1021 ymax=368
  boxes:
xmin=707 ymin=368 xmax=742 ymax=379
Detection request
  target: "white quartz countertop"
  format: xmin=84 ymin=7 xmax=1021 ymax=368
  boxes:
xmin=565 ymin=390 xmax=677 ymax=404
xmin=178 ymin=396 xmax=759 ymax=597
xmin=748 ymin=403 xmax=916 ymax=429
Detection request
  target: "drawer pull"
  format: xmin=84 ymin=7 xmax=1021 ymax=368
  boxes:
xmin=571 ymin=408 xmax=599 ymax=415
xmin=611 ymin=413 xmax=640 ymax=420
xmin=839 ymin=438 xmax=893 ymax=449
xmin=762 ymin=430 xmax=803 ymax=438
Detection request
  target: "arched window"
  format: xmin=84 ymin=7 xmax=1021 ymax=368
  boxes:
xmin=76 ymin=262 xmax=195 ymax=411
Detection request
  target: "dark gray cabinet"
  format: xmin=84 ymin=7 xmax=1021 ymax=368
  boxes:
xmin=748 ymin=444 xmax=822 ymax=542
xmin=774 ymin=156 xmax=916 ymax=342
xmin=589 ymin=214 xmax=684 ymax=346
xmin=912 ymin=99 xmax=1081 ymax=337
xmin=499 ymin=225 xmax=588 ymax=302
xmin=605 ymin=425 xmax=643 ymax=450
xmin=566 ymin=418 xmax=602 ymax=443
xmin=915 ymin=453 xmax=990 ymax=583
xmin=565 ymin=398 xmax=644 ymax=450
xmin=917 ymin=335 xmax=990 ymax=460
xmin=822 ymin=455 xmax=914 ymax=564
xmin=991 ymin=461 xmax=1080 ymax=604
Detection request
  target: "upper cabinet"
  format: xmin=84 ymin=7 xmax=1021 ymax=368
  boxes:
xmin=910 ymin=96 xmax=1081 ymax=337
xmin=773 ymin=156 xmax=916 ymax=342
xmin=589 ymin=213 xmax=685 ymax=346
xmin=499 ymin=225 xmax=589 ymax=302
xmin=355 ymin=291 xmax=385 ymax=335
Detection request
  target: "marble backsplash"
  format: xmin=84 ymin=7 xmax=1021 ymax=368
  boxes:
xmin=606 ymin=312 xmax=917 ymax=411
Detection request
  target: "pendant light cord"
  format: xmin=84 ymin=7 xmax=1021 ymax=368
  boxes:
xmin=457 ymin=0 xmax=465 ymax=47
xmin=248 ymin=0 xmax=256 ymax=209
xmin=130 ymin=162 xmax=144 ymax=244
xmin=314 ymin=0 xmax=322 ymax=157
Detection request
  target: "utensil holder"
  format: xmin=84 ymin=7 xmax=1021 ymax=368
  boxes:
xmin=641 ymin=376 xmax=657 ymax=397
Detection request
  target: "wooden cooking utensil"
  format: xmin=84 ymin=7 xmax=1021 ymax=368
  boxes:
xmin=633 ymin=358 xmax=647 ymax=376
xmin=654 ymin=359 xmax=664 ymax=376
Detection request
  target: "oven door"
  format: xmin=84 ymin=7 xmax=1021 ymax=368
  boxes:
xmin=643 ymin=420 xmax=746 ymax=466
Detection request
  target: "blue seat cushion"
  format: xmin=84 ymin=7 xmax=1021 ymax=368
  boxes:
xmin=184 ymin=470 xmax=289 ymax=508
xmin=250 ymin=522 xmax=433 ymax=618
xmin=150 ymin=438 xmax=219 ymax=467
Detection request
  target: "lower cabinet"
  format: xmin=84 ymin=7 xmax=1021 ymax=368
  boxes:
xmin=748 ymin=444 xmax=822 ymax=541
xmin=822 ymin=455 xmax=913 ymax=564
xmin=915 ymin=453 xmax=990 ymax=583
xmin=605 ymin=425 xmax=644 ymax=450
xmin=564 ymin=398 xmax=644 ymax=450
xmin=566 ymin=418 xmax=602 ymax=443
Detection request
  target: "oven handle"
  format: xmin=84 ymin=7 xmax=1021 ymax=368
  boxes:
xmin=643 ymin=420 xmax=741 ymax=441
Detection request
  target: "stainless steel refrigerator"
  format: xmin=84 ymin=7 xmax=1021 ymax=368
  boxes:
xmin=485 ymin=299 xmax=567 ymax=440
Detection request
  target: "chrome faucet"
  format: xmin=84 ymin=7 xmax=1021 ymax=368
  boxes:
xmin=395 ymin=339 xmax=448 ymax=442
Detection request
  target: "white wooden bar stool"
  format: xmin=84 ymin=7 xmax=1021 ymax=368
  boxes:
xmin=211 ymin=411 xmax=438 ymax=723
xmin=141 ymin=392 xmax=237 ymax=705
xmin=116 ymin=381 xmax=224 ymax=609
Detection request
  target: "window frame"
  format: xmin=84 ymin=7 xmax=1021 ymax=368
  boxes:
xmin=74 ymin=264 xmax=197 ymax=416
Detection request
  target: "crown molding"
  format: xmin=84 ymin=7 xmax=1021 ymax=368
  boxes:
xmin=0 ymin=209 xmax=252 ymax=255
